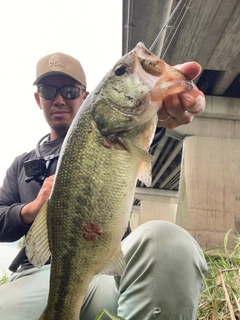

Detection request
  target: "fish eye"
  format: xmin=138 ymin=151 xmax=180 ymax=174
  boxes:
xmin=114 ymin=64 xmax=126 ymax=76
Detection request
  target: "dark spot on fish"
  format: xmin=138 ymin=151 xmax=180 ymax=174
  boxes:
xmin=76 ymin=195 xmax=82 ymax=204
xmin=114 ymin=64 xmax=126 ymax=76
xmin=82 ymin=222 xmax=102 ymax=241
xmin=95 ymin=117 xmax=107 ymax=132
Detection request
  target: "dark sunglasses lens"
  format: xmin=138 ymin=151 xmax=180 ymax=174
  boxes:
xmin=38 ymin=86 xmax=56 ymax=99
xmin=61 ymin=86 xmax=80 ymax=100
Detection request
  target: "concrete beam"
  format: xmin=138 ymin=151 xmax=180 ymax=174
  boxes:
xmin=199 ymin=96 xmax=240 ymax=120
xmin=134 ymin=187 xmax=178 ymax=203
xmin=173 ymin=96 xmax=240 ymax=139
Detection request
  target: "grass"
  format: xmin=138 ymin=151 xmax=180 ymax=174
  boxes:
xmin=197 ymin=230 xmax=240 ymax=320
xmin=95 ymin=310 xmax=125 ymax=320
xmin=0 ymin=271 xmax=8 ymax=285
xmin=1 ymin=230 xmax=240 ymax=319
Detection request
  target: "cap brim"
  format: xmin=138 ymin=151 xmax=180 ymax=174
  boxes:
xmin=33 ymin=71 xmax=84 ymax=86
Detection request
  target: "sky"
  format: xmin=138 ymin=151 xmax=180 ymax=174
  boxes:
xmin=0 ymin=0 xmax=122 ymax=274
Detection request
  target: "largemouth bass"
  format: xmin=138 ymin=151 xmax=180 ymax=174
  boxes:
xmin=25 ymin=42 xmax=192 ymax=320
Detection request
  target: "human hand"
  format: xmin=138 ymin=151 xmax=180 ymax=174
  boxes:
xmin=21 ymin=175 xmax=55 ymax=225
xmin=157 ymin=62 xmax=205 ymax=129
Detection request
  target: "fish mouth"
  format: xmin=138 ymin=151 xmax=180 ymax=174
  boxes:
xmin=139 ymin=57 xmax=165 ymax=77
xmin=134 ymin=42 xmax=166 ymax=77
xmin=134 ymin=42 xmax=194 ymax=91
xmin=136 ymin=57 xmax=194 ymax=99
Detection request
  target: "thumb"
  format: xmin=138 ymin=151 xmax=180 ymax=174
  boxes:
xmin=174 ymin=62 xmax=202 ymax=80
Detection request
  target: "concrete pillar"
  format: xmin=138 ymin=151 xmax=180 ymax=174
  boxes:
xmin=140 ymin=201 xmax=177 ymax=224
xmin=130 ymin=188 xmax=178 ymax=230
xmin=130 ymin=205 xmax=141 ymax=230
xmin=174 ymin=96 xmax=240 ymax=250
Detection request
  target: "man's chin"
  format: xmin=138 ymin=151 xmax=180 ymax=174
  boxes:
xmin=52 ymin=123 xmax=70 ymax=134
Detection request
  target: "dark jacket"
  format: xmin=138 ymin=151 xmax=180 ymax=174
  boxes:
xmin=0 ymin=136 xmax=64 ymax=271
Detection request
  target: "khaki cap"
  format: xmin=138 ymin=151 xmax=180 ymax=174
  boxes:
xmin=33 ymin=52 xmax=87 ymax=87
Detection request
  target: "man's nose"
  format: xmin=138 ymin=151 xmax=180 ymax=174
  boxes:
xmin=53 ymin=92 xmax=66 ymax=105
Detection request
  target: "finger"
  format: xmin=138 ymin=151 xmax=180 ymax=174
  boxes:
xmin=157 ymin=62 xmax=205 ymax=129
xmin=174 ymin=62 xmax=202 ymax=80
xmin=157 ymin=111 xmax=194 ymax=129
xmin=157 ymin=94 xmax=193 ymax=129
xmin=157 ymin=91 xmax=205 ymax=129
xmin=178 ymin=90 xmax=205 ymax=114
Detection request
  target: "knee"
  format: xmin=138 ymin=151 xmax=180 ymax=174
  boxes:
xmin=125 ymin=220 xmax=207 ymax=273
xmin=135 ymin=220 xmax=196 ymax=246
xmin=129 ymin=220 xmax=192 ymax=249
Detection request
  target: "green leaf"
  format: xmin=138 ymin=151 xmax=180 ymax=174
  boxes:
xmin=223 ymin=229 xmax=232 ymax=251
xmin=95 ymin=310 xmax=105 ymax=320
xmin=0 ymin=272 xmax=8 ymax=285
xmin=95 ymin=309 xmax=126 ymax=320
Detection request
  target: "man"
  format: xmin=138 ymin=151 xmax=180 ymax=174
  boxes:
xmin=0 ymin=52 xmax=207 ymax=319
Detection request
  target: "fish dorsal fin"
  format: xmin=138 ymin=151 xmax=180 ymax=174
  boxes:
xmin=25 ymin=200 xmax=51 ymax=268
xmin=99 ymin=245 xmax=126 ymax=276
xmin=138 ymin=161 xmax=152 ymax=187
xmin=119 ymin=136 xmax=154 ymax=163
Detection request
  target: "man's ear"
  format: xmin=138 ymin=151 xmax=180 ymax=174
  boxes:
xmin=83 ymin=91 xmax=89 ymax=100
xmin=34 ymin=92 xmax=42 ymax=109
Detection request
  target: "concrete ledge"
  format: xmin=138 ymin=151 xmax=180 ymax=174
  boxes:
xmin=134 ymin=187 xmax=178 ymax=203
xmin=172 ymin=96 xmax=240 ymax=139
xmin=200 ymin=96 xmax=240 ymax=120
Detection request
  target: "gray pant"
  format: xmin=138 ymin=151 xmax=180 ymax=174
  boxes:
xmin=0 ymin=221 xmax=207 ymax=320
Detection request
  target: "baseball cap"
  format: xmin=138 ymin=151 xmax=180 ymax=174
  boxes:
xmin=33 ymin=52 xmax=87 ymax=87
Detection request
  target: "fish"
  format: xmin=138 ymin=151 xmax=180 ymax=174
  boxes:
xmin=25 ymin=42 xmax=192 ymax=320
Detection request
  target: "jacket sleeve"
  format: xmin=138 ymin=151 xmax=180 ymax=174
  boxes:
xmin=0 ymin=157 xmax=31 ymax=242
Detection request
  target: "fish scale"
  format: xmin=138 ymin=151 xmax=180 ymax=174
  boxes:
xmin=25 ymin=42 xmax=191 ymax=319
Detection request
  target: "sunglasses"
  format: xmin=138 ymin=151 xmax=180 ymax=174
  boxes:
xmin=37 ymin=85 xmax=85 ymax=100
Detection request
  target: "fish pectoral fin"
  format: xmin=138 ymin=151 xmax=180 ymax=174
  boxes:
xmin=25 ymin=200 xmax=51 ymax=268
xmin=99 ymin=245 xmax=126 ymax=276
xmin=138 ymin=161 xmax=152 ymax=187
xmin=119 ymin=136 xmax=155 ymax=163
xmin=120 ymin=136 xmax=153 ymax=186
